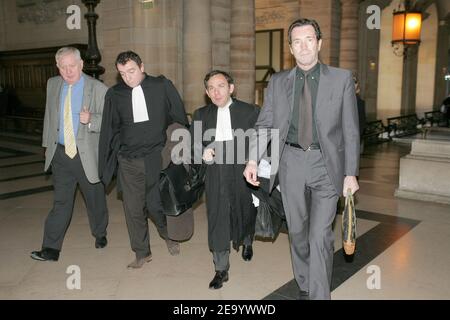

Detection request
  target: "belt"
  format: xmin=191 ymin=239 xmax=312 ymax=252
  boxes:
xmin=285 ymin=142 xmax=321 ymax=150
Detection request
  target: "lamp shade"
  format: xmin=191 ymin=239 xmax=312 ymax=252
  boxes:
xmin=392 ymin=11 xmax=422 ymax=45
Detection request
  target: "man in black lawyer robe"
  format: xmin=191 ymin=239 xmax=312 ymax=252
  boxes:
xmin=99 ymin=51 xmax=188 ymax=269
xmin=191 ymin=70 xmax=259 ymax=289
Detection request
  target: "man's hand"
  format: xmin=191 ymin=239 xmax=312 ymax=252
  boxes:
xmin=202 ymin=148 xmax=215 ymax=162
xmin=80 ymin=106 xmax=91 ymax=125
xmin=243 ymin=160 xmax=260 ymax=187
xmin=343 ymin=176 xmax=359 ymax=196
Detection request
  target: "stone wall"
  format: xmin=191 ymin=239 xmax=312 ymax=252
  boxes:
xmin=100 ymin=0 xmax=183 ymax=90
xmin=255 ymin=0 xmax=343 ymax=69
xmin=230 ymin=0 xmax=256 ymax=103
xmin=100 ymin=0 xmax=255 ymax=112
xmin=299 ymin=0 xmax=341 ymax=66
xmin=416 ymin=3 xmax=438 ymax=117
xmin=339 ymin=0 xmax=359 ymax=73
xmin=0 ymin=0 xmax=93 ymax=51
xmin=0 ymin=0 xmax=185 ymax=90
xmin=182 ymin=0 xmax=212 ymax=113
xmin=377 ymin=0 xmax=403 ymax=120
xmin=255 ymin=0 xmax=299 ymax=70
xmin=211 ymin=0 xmax=231 ymax=71
xmin=100 ymin=1 xmax=133 ymax=86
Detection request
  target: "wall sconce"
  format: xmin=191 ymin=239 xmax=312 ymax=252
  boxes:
xmin=138 ymin=0 xmax=154 ymax=9
xmin=391 ymin=1 xmax=422 ymax=56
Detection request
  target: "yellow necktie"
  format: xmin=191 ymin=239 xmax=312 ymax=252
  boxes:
xmin=63 ymin=85 xmax=77 ymax=158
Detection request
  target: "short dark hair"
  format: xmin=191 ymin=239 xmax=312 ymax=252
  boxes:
xmin=115 ymin=51 xmax=142 ymax=68
xmin=204 ymin=70 xmax=234 ymax=89
xmin=288 ymin=18 xmax=322 ymax=44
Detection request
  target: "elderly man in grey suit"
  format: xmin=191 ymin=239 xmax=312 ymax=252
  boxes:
xmin=31 ymin=47 xmax=109 ymax=261
xmin=244 ymin=19 xmax=360 ymax=300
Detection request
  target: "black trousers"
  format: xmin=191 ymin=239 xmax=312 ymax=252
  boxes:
xmin=43 ymin=145 xmax=108 ymax=251
xmin=118 ymin=154 xmax=168 ymax=259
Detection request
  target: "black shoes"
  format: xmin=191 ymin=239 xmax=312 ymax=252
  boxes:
xmin=30 ymin=248 xmax=60 ymax=261
xmin=31 ymin=237 xmax=106 ymax=261
xmin=95 ymin=236 xmax=108 ymax=249
xmin=241 ymin=244 xmax=253 ymax=261
xmin=209 ymin=271 xmax=229 ymax=289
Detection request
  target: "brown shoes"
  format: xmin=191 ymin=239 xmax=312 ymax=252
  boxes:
xmin=127 ymin=254 xmax=152 ymax=269
xmin=166 ymin=239 xmax=180 ymax=256
xmin=127 ymin=240 xmax=179 ymax=268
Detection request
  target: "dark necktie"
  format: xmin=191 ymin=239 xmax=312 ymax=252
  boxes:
xmin=298 ymin=72 xmax=312 ymax=150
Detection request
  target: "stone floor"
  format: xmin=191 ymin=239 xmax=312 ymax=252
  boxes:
xmin=1 ymin=133 xmax=449 ymax=300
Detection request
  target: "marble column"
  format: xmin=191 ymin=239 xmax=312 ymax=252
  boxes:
xmin=358 ymin=0 xmax=392 ymax=120
xmin=401 ymin=45 xmax=419 ymax=115
xmin=183 ymin=0 xmax=212 ymax=114
xmin=230 ymin=0 xmax=255 ymax=104
xmin=339 ymin=0 xmax=359 ymax=73
xmin=211 ymin=0 xmax=231 ymax=71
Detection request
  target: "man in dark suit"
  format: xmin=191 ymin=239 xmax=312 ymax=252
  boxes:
xmin=191 ymin=70 xmax=259 ymax=289
xmin=244 ymin=19 xmax=360 ymax=300
xmin=31 ymin=47 xmax=109 ymax=261
xmin=99 ymin=51 xmax=189 ymax=269
xmin=441 ymin=94 xmax=450 ymax=127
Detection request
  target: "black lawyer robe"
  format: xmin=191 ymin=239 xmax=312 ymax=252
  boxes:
xmin=191 ymin=99 xmax=259 ymax=252
xmin=98 ymin=74 xmax=189 ymax=203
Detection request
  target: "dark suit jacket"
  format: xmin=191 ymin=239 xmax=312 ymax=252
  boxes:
xmin=250 ymin=64 xmax=360 ymax=196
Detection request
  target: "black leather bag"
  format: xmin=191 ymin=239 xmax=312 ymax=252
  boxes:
xmin=254 ymin=201 xmax=283 ymax=240
xmin=159 ymin=162 xmax=206 ymax=216
xmin=252 ymin=177 xmax=285 ymax=241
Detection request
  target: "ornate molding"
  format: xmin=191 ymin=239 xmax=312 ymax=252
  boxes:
xmin=16 ymin=0 xmax=69 ymax=24
xmin=255 ymin=10 xmax=286 ymax=26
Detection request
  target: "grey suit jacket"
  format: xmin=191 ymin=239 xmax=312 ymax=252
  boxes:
xmin=42 ymin=73 xmax=108 ymax=183
xmin=250 ymin=64 xmax=360 ymax=196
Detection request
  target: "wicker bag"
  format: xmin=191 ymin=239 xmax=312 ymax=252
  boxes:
xmin=342 ymin=189 xmax=356 ymax=255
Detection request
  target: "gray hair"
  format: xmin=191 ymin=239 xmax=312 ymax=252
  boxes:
xmin=55 ymin=47 xmax=82 ymax=65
